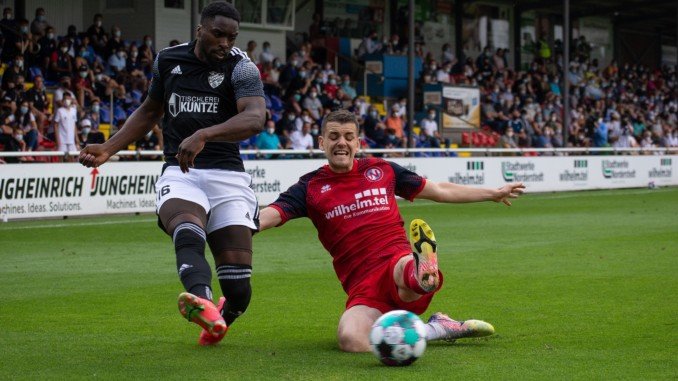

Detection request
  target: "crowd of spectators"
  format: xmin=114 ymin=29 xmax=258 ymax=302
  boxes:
xmin=417 ymin=36 xmax=677 ymax=153
xmin=1 ymin=7 xmax=675 ymax=164
xmin=0 ymin=7 xmax=161 ymax=163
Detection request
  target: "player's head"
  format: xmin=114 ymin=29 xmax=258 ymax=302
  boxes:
xmin=196 ymin=1 xmax=241 ymax=65
xmin=319 ymin=109 xmax=360 ymax=173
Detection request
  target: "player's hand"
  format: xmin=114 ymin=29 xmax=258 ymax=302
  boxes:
xmin=176 ymin=130 xmax=206 ymax=173
xmin=79 ymin=144 xmax=111 ymax=168
xmin=494 ymin=182 xmax=525 ymax=206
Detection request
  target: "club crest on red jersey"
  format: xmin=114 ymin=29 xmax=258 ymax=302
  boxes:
xmin=365 ymin=167 xmax=383 ymax=182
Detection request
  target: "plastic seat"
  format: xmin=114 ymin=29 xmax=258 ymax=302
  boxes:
xmin=100 ymin=107 xmax=111 ymax=123
xmin=461 ymin=132 xmax=470 ymax=146
xmin=270 ymin=95 xmax=283 ymax=112
xmin=471 ymin=132 xmax=482 ymax=146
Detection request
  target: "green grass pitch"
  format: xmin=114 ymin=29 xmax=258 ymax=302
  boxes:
xmin=1 ymin=188 xmax=677 ymax=380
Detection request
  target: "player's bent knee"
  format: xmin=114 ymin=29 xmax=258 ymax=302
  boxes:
xmin=158 ymin=199 xmax=207 ymax=235
xmin=337 ymin=330 xmax=370 ymax=353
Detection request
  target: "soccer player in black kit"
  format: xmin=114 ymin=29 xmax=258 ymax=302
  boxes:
xmin=79 ymin=2 xmax=266 ymax=346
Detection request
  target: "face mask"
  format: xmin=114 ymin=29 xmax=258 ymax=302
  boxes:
xmin=92 ymin=104 xmax=100 ymax=113
xmin=114 ymin=31 xmax=121 ymax=38
xmin=15 ymin=60 xmax=23 ymax=68
xmin=60 ymin=47 xmax=68 ymax=53
xmin=15 ymin=134 xmax=23 ymax=141
xmin=329 ymin=79 xmax=336 ymax=85
xmin=430 ymin=65 xmax=437 ymax=71
xmin=288 ymin=114 xmax=296 ymax=121
xmin=429 ymin=113 xmax=436 ymax=119
xmin=311 ymin=128 xmax=319 ymax=135
xmin=82 ymin=127 xmax=91 ymax=135
xmin=20 ymin=26 xmax=28 ymax=34
xmin=293 ymin=94 xmax=301 ymax=102
xmin=131 ymin=51 xmax=138 ymax=58
xmin=47 ymin=33 xmax=54 ymax=39
xmin=80 ymin=50 xmax=87 ymax=57
xmin=5 ymin=14 xmax=12 ymax=20
xmin=79 ymin=71 xmax=88 ymax=78
xmin=299 ymin=71 xmax=307 ymax=78
xmin=63 ymin=99 xmax=72 ymax=107
xmin=310 ymin=92 xmax=317 ymax=98
xmin=370 ymin=111 xmax=378 ymax=118
xmin=117 ymin=52 xmax=125 ymax=59
xmin=267 ymin=128 xmax=275 ymax=134
xmin=95 ymin=74 xmax=103 ymax=81
xmin=95 ymin=21 xmax=102 ymax=27
xmin=291 ymin=60 xmax=298 ymax=66
xmin=145 ymin=40 xmax=152 ymax=47
xmin=20 ymin=106 xmax=28 ymax=114
xmin=37 ymin=15 xmax=45 ymax=22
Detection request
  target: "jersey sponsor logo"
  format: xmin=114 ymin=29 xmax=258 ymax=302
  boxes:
xmin=321 ymin=184 xmax=331 ymax=193
xmin=167 ymin=93 xmax=219 ymax=117
xmin=208 ymin=71 xmax=225 ymax=88
xmin=324 ymin=187 xmax=389 ymax=220
xmin=171 ymin=65 xmax=182 ymax=75
xmin=364 ymin=167 xmax=384 ymax=182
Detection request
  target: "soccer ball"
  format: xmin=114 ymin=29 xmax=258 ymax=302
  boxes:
xmin=369 ymin=310 xmax=427 ymax=366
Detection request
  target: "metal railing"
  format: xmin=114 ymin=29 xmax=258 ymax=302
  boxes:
xmin=0 ymin=147 xmax=676 ymax=161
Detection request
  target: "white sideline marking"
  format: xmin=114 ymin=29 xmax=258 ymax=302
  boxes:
xmin=0 ymin=218 xmax=156 ymax=231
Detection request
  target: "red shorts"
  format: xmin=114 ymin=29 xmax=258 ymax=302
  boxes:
xmin=345 ymin=252 xmax=444 ymax=315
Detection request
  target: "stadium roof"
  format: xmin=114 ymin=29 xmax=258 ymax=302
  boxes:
xmin=512 ymin=0 xmax=677 ymax=38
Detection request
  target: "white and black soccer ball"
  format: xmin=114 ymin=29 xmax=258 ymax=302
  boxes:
xmin=369 ymin=310 xmax=427 ymax=366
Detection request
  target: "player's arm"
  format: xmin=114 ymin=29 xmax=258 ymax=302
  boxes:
xmin=257 ymin=174 xmax=312 ymax=232
xmin=79 ymin=97 xmax=164 ymax=168
xmin=199 ymin=95 xmax=266 ymax=143
xmin=80 ymin=50 xmax=166 ymax=168
xmin=176 ymin=59 xmax=266 ymax=172
xmin=416 ymin=181 xmax=525 ymax=206
xmin=258 ymin=207 xmax=282 ymax=231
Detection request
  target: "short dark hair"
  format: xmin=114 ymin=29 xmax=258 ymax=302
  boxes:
xmin=321 ymin=109 xmax=358 ymax=135
xmin=201 ymin=1 xmax=240 ymax=24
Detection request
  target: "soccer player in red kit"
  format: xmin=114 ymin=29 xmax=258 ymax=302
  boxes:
xmin=258 ymin=109 xmax=525 ymax=352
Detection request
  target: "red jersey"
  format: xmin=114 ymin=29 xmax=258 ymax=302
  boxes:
xmin=270 ymin=158 xmax=426 ymax=292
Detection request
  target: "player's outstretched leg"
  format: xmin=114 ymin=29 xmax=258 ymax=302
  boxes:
xmin=409 ymin=219 xmax=439 ymax=292
xmin=198 ymin=296 xmax=228 ymax=346
xmin=178 ymin=292 xmax=227 ymax=343
xmin=425 ymin=312 xmax=495 ymax=342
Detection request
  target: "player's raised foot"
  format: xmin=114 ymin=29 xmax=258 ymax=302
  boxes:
xmin=427 ymin=312 xmax=495 ymax=342
xmin=177 ymin=292 xmax=227 ymax=341
xmin=409 ymin=219 xmax=439 ymax=292
xmin=198 ymin=296 xmax=228 ymax=346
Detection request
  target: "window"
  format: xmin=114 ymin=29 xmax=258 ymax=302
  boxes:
xmin=233 ymin=0 xmax=294 ymax=30
xmin=235 ymin=0 xmax=263 ymax=24
xmin=105 ymin=0 xmax=134 ymax=9
xmin=164 ymin=0 xmax=184 ymax=9
xmin=266 ymin=0 xmax=293 ymax=27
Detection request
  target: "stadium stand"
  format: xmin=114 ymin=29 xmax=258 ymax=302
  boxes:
xmin=0 ymin=5 xmax=675 ymax=164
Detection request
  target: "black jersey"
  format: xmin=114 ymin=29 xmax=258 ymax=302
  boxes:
xmin=148 ymin=40 xmax=264 ymax=171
